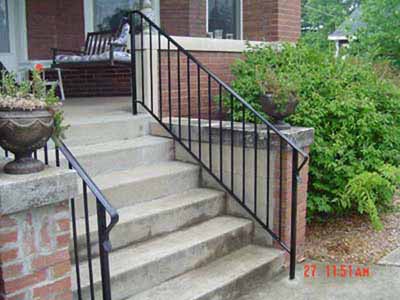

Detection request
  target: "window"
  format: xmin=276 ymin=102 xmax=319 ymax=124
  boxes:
xmin=94 ymin=0 xmax=141 ymax=31
xmin=0 ymin=0 xmax=10 ymax=53
xmin=207 ymin=0 xmax=241 ymax=39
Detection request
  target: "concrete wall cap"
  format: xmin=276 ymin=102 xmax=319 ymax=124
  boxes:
xmin=0 ymin=161 xmax=78 ymax=215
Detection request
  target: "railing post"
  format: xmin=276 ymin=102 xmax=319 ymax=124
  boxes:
xmin=289 ymin=150 xmax=299 ymax=280
xmin=97 ymin=202 xmax=113 ymax=300
xmin=130 ymin=13 xmax=138 ymax=115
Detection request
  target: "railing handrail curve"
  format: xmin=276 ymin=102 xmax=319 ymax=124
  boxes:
xmin=53 ymin=137 xmax=119 ymax=236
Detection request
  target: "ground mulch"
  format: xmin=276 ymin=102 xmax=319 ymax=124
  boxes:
xmin=304 ymin=202 xmax=400 ymax=264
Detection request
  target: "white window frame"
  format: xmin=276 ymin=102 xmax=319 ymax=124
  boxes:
xmin=206 ymin=0 xmax=243 ymax=40
xmin=84 ymin=0 xmax=160 ymax=35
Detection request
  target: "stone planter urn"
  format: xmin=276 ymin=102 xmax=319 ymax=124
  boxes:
xmin=260 ymin=93 xmax=298 ymax=130
xmin=0 ymin=109 xmax=54 ymax=174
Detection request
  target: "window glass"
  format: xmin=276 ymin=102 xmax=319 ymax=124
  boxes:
xmin=94 ymin=0 xmax=141 ymax=31
xmin=0 ymin=0 xmax=10 ymax=53
xmin=208 ymin=0 xmax=241 ymax=39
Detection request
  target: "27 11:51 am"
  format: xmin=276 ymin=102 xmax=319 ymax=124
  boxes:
xmin=304 ymin=264 xmax=371 ymax=278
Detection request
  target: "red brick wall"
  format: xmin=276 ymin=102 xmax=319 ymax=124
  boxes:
xmin=243 ymin=0 xmax=301 ymax=42
xmin=0 ymin=201 xmax=72 ymax=300
xmin=45 ymin=67 xmax=132 ymax=98
xmin=26 ymin=0 xmax=85 ymax=60
xmin=160 ymin=0 xmax=191 ymax=36
xmin=159 ymin=50 xmax=241 ymax=118
xmin=160 ymin=0 xmax=207 ymax=37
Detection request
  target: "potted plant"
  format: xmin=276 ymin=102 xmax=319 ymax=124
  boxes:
xmin=0 ymin=64 xmax=67 ymax=175
xmin=257 ymin=67 xmax=299 ymax=129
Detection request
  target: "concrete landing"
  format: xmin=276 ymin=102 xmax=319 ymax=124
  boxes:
xmin=237 ymin=261 xmax=400 ymax=300
xmin=378 ymin=248 xmax=400 ymax=267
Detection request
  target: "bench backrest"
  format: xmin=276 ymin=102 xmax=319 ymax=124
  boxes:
xmin=84 ymin=31 xmax=115 ymax=55
xmin=83 ymin=17 xmax=130 ymax=56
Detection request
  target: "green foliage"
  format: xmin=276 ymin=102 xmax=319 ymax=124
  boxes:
xmin=226 ymin=43 xmax=400 ymax=227
xmin=301 ymin=0 xmax=360 ymax=51
xmin=349 ymin=0 xmax=400 ymax=68
xmin=341 ymin=165 xmax=400 ymax=230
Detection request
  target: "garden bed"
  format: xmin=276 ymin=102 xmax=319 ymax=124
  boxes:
xmin=304 ymin=200 xmax=400 ymax=264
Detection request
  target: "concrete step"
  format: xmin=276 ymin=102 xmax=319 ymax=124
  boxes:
xmin=74 ymin=161 xmax=200 ymax=218
xmin=48 ymin=136 xmax=174 ymax=176
xmin=74 ymin=188 xmax=226 ymax=260
xmin=73 ymin=216 xmax=253 ymax=300
xmin=132 ymin=245 xmax=285 ymax=300
xmin=60 ymin=113 xmax=151 ymax=147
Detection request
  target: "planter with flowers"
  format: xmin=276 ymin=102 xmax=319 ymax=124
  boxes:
xmin=0 ymin=64 xmax=67 ymax=174
xmin=257 ymin=67 xmax=300 ymax=130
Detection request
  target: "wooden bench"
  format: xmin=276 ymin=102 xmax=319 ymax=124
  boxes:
xmin=51 ymin=18 xmax=131 ymax=68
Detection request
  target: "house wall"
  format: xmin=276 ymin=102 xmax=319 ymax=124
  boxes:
xmin=161 ymin=0 xmax=301 ymax=42
xmin=26 ymin=0 xmax=85 ymax=60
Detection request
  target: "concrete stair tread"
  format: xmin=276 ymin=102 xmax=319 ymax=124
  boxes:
xmin=82 ymin=161 xmax=199 ymax=193
xmin=66 ymin=112 xmax=150 ymax=126
xmin=131 ymin=245 xmax=284 ymax=300
xmin=74 ymin=188 xmax=225 ymax=255
xmin=74 ymin=216 xmax=253 ymax=298
xmin=64 ymin=135 xmax=171 ymax=157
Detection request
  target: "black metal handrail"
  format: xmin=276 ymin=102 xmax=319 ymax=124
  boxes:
xmin=129 ymin=10 xmax=308 ymax=279
xmin=2 ymin=139 xmax=118 ymax=300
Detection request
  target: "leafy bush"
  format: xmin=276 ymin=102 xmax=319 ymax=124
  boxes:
xmin=226 ymin=43 xmax=400 ymax=227
xmin=349 ymin=0 xmax=400 ymax=69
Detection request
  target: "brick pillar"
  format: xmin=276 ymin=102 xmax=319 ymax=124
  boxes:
xmin=243 ymin=0 xmax=301 ymax=42
xmin=160 ymin=0 xmax=207 ymax=37
xmin=273 ymin=145 xmax=310 ymax=259
xmin=0 ymin=165 xmax=77 ymax=300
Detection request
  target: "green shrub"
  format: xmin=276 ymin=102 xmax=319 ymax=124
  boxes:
xmin=226 ymin=43 xmax=400 ymax=226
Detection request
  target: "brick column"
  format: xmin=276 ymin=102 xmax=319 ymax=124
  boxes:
xmin=0 ymin=165 xmax=77 ymax=300
xmin=243 ymin=0 xmax=301 ymax=42
xmin=273 ymin=145 xmax=311 ymax=259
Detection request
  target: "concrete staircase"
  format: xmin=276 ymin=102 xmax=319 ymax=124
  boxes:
xmin=65 ymin=109 xmax=284 ymax=300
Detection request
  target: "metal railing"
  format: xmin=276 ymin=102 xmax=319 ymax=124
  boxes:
xmin=128 ymin=10 xmax=308 ymax=279
xmin=3 ymin=139 xmax=119 ymax=300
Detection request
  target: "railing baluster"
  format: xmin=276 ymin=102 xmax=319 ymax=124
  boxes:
xmin=55 ymin=147 xmax=60 ymax=167
xmin=44 ymin=144 xmax=49 ymax=165
xmin=279 ymin=140 xmax=284 ymax=240
xmin=290 ymin=151 xmax=299 ymax=280
xmin=97 ymin=202 xmax=112 ymax=300
xmin=82 ymin=182 xmax=95 ymax=300
xmin=130 ymin=14 xmax=137 ymax=115
xmin=266 ymin=128 xmax=271 ymax=227
xmin=178 ymin=50 xmax=182 ymax=139
xmin=197 ymin=65 xmax=202 ymax=160
xmin=158 ymin=31 xmax=163 ymax=120
xmin=230 ymin=94 xmax=234 ymax=190
xmin=219 ymin=85 xmax=223 ymax=181
xmin=187 ymin=57 xmax=192 ymax=151
xmin=242 ymin=105 xmax=246 ymax=204
xmin=254 ymin=121 xmax=258 ymax=215
xmin=208 ymin=75 xmax=212 ymax=171
xmin=149 ymin=24 xmax=154 ymax=112
xmin=140 ymin=15 xmax=145 ymax=103
xmin=168 ymin=41 xmax=172 ymax=129
xmin=70 ymin=196 xmax=82 ymax=300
